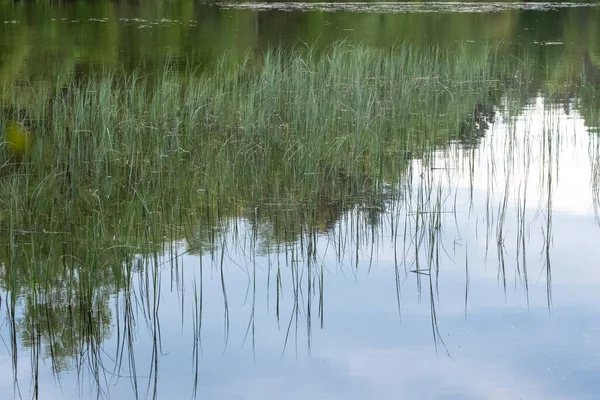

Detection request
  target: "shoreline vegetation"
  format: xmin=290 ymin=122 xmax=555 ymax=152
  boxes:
xmin=0 ymin=41 xmax=596 ymax=397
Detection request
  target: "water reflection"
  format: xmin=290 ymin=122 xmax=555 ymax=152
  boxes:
xmin=1 ymin=1 xmax=600 ymax=397
xmin=2 ymin=90 xmax=600 ymax=398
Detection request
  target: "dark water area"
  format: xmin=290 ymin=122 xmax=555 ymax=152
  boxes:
xmin=1 ymin=1 xmax=600 ymax=400
xmin=1 ymin=1 xmax=600 ymax=76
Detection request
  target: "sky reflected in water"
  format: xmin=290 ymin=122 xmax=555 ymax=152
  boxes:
xmin=2 ymin=95 xmax=599 ymax=399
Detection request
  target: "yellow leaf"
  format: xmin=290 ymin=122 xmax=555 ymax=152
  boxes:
xmin=5 ymin=120 xmax=35 ymax=161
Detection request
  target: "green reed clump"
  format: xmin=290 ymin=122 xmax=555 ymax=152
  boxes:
xmin=0 ymin=41 xmax=504 ymax=273
xmin=0 ymin=41 xmax=540 ymax=396
xmin=0 ymin=45 xmax=501 ymax=364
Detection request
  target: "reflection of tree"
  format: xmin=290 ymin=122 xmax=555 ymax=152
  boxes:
xmin=578 ymin=52 xmax=600 ymax=129
xmin=239 ymin=164 xmax=403 ymax=253
xmin=456 ymin=102 xmax=497 ymax=148
xmin=0 ymin=232 xmax=124 ymax=376
xmin=19 ymin=288 xmax=112 ymax=374
xmin=0 ymin=192 xmax=147 ymax=398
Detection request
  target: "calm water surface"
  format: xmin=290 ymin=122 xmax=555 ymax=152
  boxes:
xmin=2 ymin=1 xmax=600 ymax=399
xmin=1 ymin=0 xmax=600 ymax=76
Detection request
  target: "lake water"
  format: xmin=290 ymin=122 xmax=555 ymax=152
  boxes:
xmin=1 ymin=1 xmax=600 ymax=399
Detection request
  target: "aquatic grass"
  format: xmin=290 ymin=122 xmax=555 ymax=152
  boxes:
xmin=0 ymin=40 xmax=562 ymax=398
xmin=0 ymin=41 xmax=520 ymax=301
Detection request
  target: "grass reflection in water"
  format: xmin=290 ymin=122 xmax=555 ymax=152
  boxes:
xmin=0 ymin=41 xmax=598 ymax=399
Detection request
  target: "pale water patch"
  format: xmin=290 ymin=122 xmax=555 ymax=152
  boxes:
xmin=446 ymin=96 xmax=594 ymax=215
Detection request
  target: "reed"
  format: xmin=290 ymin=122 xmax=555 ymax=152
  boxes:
xmin=0 ymin=41 xmax=546 ymax=398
